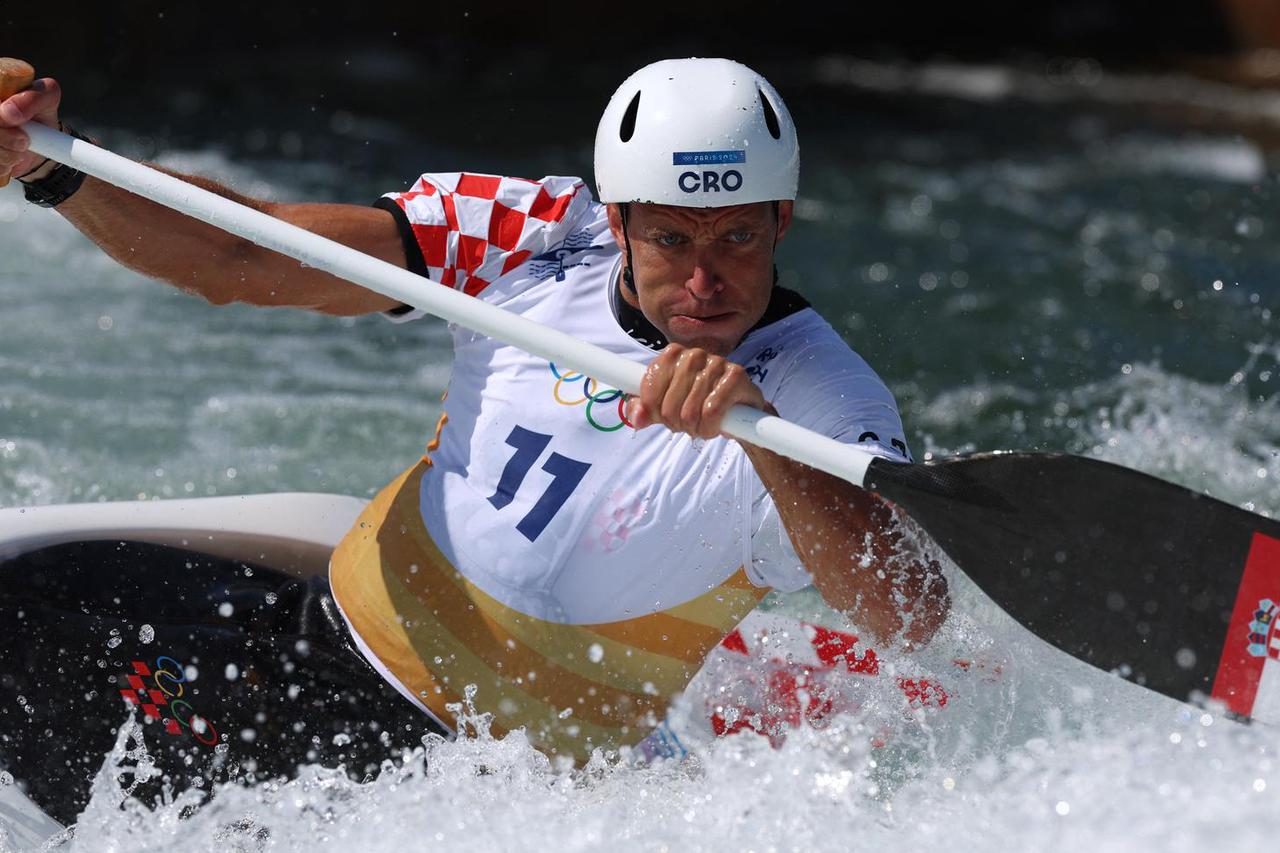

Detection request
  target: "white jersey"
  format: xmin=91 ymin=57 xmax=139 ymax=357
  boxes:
xmin=374 ymin=172 xmax=910 ymax=625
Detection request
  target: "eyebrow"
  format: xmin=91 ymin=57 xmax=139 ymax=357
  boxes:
xmin=642 ymin=215 xmax=768 ymax=234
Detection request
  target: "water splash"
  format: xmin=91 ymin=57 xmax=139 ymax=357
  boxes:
xmin=37 ymin=658 xmax=1280 ymax=852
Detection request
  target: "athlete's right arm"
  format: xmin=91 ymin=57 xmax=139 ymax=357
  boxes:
xmin=0 ymin=72 xmax=404 ymax=317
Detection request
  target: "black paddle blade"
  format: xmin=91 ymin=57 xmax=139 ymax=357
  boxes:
xmin=865 ymin=452 xmax=1280 ymax=718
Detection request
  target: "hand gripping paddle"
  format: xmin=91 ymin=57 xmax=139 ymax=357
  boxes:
xmin=4 ymin=59 xmax=1278 ymax=720
xmin=0 ymin=58 xmax=35 ymax=188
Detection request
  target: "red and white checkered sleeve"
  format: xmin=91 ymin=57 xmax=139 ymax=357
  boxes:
xmin=374 ymin=173 xmax=593 ymax=312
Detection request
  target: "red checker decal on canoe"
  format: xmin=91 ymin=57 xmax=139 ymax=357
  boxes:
xmin=1211 ymin=532 xmax=1280 ymax=716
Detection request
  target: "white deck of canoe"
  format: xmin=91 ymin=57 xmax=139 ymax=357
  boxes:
xmin=0 ymin=493 xmax=369 ymax=849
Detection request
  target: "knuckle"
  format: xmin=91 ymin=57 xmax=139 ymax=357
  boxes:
xmin=675 ymin=347 xmax=704 ymax=370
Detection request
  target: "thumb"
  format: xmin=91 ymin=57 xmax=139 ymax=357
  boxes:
xmin=624 ymin=396 xmax=651 ymax=429
xmin=0 ymin=78 xmax=61 ymax=128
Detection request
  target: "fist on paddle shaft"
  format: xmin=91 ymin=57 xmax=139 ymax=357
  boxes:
xmin=0 ymin=59 xmax=62 ymax=186
xmin=625 ymin=343 xmax=774 ymax=438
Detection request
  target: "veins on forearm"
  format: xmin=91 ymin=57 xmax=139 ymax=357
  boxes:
xmin=56 ymin=167 xmax=268 ymax=301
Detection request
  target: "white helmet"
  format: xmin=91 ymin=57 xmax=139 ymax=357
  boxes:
xmin=594 ymin=58 xmax=799 ymax=207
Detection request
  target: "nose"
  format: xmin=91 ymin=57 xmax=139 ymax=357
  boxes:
xmin=686 ymin=248 xmax=723 ymax=299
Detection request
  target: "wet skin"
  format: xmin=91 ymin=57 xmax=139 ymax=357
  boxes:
xmin=608 ymin=200 xmax=949 ymax=647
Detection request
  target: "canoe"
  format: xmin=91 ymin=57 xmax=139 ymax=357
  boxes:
xmin=0 ymin=493 xmax=962 ymax=847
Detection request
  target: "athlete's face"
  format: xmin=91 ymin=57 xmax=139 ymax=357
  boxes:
xmin=608 ymin=201 xmax=793 ymax=356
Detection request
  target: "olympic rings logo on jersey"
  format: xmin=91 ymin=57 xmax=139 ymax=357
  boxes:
xmin=549 ymin=363 xmax=634 ymax=432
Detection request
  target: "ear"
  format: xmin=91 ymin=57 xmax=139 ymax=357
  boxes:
xmin=774 ymin=200 xmax=794 ymax=243
xmin=606 ymin=203 xmax=627 ymax=251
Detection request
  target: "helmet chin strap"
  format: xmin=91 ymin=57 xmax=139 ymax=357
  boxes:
xmin=620 ymin=203 xmax=639 ymax=294
xmin=771 ymin=199 xmax=780 ymax=286
xmin=618 ymin=200 xmax=782 ymax=296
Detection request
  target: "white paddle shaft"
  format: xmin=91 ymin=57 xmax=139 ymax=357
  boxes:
xmin=22 ymin=122 xmax=876 ymax=487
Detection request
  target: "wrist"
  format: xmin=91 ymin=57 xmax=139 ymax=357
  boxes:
xmin=19 ymin=122 xmax=92 ymax=208
xmin=733 ymin=407 xmax=784 ymax=461
xmin=16 ymin=157 xmax=55 ymax=183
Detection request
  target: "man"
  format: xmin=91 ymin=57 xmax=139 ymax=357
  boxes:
xmin=0 ymin=57 xmax=948 ymax=818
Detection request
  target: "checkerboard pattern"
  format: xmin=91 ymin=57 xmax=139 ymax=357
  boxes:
xmin=386 ymin=173 xmax=592 ymax=297
xmin=119 ymin=660 xmax=181 ymax=734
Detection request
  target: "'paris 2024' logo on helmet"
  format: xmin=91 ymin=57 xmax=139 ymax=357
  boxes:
xmin=674 ymin=150 xmax=745 ymax=194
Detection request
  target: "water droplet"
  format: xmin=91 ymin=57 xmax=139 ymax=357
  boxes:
xmin=332 ymin=732 xmax=351 ymax=746
xmin=225 ymin=664 xmax=239 ymax=681
xmin=588 ymin=643 xmax=605 ymax=663
xmin=264 ymin=592 xmax=278 ymax=605
xmin=218 ymin=602 xmax=234 ymax=617
xmin=106 ymin=636 xmax=122 ymax=649
xmin=138 ymin=624 xmax=155 ymax=644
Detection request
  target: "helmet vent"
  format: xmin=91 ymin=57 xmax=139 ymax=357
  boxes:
xmin=619 ymin=91 xmax=641 ymax=143
xmin=759 ymin=88 xmax=781 ymax=140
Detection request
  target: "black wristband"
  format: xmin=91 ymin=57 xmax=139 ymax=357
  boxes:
xmin=20 ymin=124 xmax=92 ymax=208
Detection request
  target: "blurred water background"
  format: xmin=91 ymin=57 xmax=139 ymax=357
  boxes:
xmin=2 ymin=6 xmax=1280 ymax=850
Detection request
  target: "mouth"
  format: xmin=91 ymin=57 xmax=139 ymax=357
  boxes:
xmin=664 ymin=311 xmax=743 ymax=354
xmin=669 ymin=311 xmax=734 ymax=327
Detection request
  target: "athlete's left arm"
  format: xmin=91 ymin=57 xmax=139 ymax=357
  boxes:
xmin=627 ymin=344 xmax=950 ymax=648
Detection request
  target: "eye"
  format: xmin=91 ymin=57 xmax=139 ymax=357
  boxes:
xmin=655 ymin=234 xmax=682 ymax=247
xmin=726 ymin=231 xmax=754 ymax=244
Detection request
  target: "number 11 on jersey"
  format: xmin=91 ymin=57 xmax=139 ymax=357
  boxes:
xmin=487 ymin=425 xmax=591 ymax=542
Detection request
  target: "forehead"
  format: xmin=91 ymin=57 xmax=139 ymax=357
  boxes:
xmin=628 ymin=201 xmax=773 ymax=231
